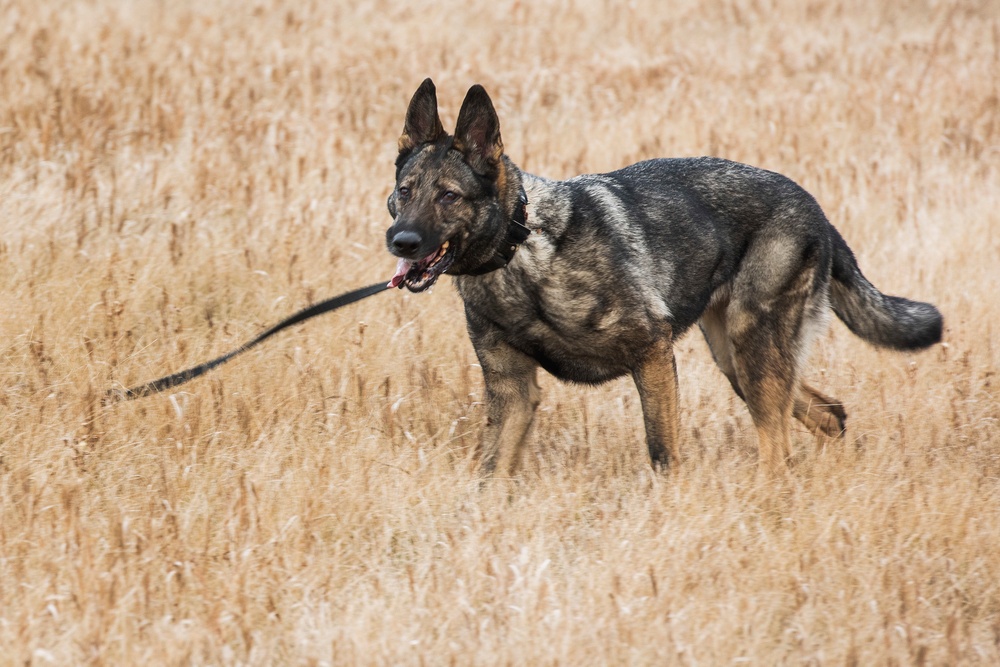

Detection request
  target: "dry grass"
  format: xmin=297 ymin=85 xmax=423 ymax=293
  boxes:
xmin=1 ymin=0 xmax=999 ymax=663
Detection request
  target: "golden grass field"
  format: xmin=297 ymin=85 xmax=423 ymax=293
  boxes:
xmin=1 ymin=0 xmax=998 ymax=663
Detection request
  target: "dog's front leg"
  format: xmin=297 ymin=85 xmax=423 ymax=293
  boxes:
xmin=474 ymin=342 xmax=541 ymax=479
xmin=631 ymin=336 xmax=681 ymax=472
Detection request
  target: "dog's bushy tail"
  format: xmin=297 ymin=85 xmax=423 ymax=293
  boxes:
xmin=829 ymin=228 xmax=942 ymax=350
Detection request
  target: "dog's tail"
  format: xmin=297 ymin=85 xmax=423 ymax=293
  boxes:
xmin=828 ymin=227 xmax=942 ymax=350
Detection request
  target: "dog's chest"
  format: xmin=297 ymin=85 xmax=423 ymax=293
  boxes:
xmin=457 ymin=234 xmax=661 ymax=382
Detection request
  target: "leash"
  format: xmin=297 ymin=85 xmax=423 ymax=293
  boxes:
xmin=107 ymin=281 xmax=391 ymax=402
xmin=108 ymin=194 xmax=531 ymax=403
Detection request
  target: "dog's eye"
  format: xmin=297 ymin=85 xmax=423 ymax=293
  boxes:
xmin=398 ymin=186 xmax=411 ymax=201
xmin=440 ymin=191 xmax=459 ymax=204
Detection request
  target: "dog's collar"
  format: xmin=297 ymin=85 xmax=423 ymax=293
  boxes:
xmin=465 ymin=189 xmax=530 ymax=276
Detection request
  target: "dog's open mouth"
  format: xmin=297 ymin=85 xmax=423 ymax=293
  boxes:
xmin=388 ymin=240 xmax=456 ymax=292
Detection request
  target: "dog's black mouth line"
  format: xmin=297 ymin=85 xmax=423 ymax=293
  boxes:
xmin=391 ymin=240 xmax=457 ymax=292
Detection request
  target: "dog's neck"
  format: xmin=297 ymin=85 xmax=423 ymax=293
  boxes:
xmin=464 ymin=188 xmax=530 ymax=276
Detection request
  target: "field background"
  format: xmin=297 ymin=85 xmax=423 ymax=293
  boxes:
xmin=1 ymin=0 xmax=998 ymax=664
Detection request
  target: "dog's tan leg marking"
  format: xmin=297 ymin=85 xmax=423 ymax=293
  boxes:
xmin=748 ymin=369 xmax=795 ymax=477
xmin=724 ymin=233 xmax=824 ymax=478
xmin=631 ymin=335 xmax=680 ymax=471
xmin=477 ymin=344 xmax=541 ymax=479
xmin=706 ymin=305 xmax=803 ymax=473
xmin=726 ymin=307 xmax=800 ymax=477
xmin=793 ymin=383 xmax=847 ymax=437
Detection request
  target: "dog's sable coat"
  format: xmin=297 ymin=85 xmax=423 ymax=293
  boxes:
xmin=386 ymin=79 xmax=943 ymax=476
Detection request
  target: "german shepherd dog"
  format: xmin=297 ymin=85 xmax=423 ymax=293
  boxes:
xmin=385 ymin=79 xmax=942 ymax=477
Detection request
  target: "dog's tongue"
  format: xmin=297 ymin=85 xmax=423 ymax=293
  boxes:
xmin=388 ymin=247 xmax=442 ymax=288
xmin=388 ymin=258 xmax=412 ymax=288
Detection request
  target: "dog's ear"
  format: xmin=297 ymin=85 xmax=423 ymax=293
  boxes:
xmin=454 ymin=84 xmax=503 ymax=177
xmin=398 ymin=78 xmax=445 ymax=154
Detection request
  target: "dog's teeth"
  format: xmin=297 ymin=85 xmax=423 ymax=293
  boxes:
xmin=429 ymin=243 xmax=447 ymax=264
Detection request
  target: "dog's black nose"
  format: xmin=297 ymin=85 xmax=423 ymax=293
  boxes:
xmin=391 ymin=230 xmax=423 ymax=257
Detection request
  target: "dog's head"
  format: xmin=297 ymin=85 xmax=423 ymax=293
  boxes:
xmin=386 ymin=79 xmax=519 ymax=292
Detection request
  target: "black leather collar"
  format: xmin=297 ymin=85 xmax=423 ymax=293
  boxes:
xmin=465 ymin=189 xmax=530 ymax=276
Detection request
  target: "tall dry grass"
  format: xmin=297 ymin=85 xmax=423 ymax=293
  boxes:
xmin=1 ymin=0 xmax=998 ymax=663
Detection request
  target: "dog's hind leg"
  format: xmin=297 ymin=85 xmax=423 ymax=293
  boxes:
xmin=631 ymin=334 xmax=681 ymax=471
xmin=703 ymin=294 xmax=846 ymax=441
xmin=793 ymin=383 xmax=846 ymax=437
xmin=728 ymin=318 xmax=797 ymax=475
xmin=474 ymin=340 xmax=541 ymax=479
xmin=724 ymin=234 xmax=827 ymax=476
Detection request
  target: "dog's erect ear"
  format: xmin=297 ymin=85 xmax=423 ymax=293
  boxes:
xmin=398 ymin=78 xmax=445 ymax=154
xmin=454 ymin=84 xmax=503 ymax=177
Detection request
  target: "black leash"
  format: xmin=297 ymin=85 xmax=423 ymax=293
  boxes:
xmin=107 ymin=281 xmax=391 ymax=402
xmin=108 ymin=192 xmax=531 ymax=403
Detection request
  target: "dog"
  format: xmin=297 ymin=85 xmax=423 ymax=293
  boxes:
xmin=385 ymin=79 xmax=942 ymax=477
